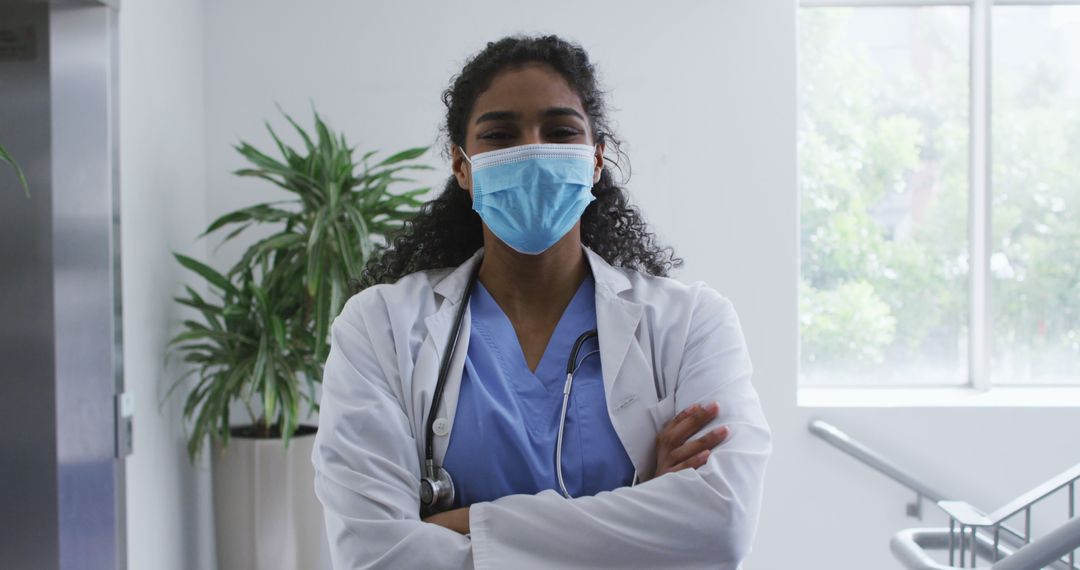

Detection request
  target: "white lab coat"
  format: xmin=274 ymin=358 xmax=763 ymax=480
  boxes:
xmin=311 ymin=245 xmax=772 ymax=570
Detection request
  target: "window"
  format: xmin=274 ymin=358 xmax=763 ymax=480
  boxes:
xmin=798 ymin=1 xmax=1080 ymax=390
xmin=991 ymin=6 xmax=1080 ymax=385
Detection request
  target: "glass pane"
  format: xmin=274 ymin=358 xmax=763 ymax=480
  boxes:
xmin=992 ymin=7 xmax=1080 ymax=385
xmin=799 ymin=7 xmax=970 ymax=386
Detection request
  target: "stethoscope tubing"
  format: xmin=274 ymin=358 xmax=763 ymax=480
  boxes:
xmin=556 ymin=344 xmax=600 ymax=498
xmin=424 ymin=262 xmax=483 ymax=477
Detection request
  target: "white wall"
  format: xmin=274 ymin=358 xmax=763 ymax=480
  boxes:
xmin=184 ymin=1 xmax=1080 ymax=568
xmin=119 ymin=0 xmax=215 ymax=568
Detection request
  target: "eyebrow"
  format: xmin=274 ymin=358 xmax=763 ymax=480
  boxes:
xmin=542 ymin=107 xmax=586 ymax=120
xmin=474 ymin=107 xmax=586 ymax=124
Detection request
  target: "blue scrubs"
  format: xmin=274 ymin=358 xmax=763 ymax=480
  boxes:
xmin=442 ymin=273 xmax=635 ymax=508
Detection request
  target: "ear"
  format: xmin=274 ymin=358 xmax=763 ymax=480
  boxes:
xmin=593 ymin=142 xmax=606 ymax=184
xmin=452 ymin=144 xmax=472 ymax=191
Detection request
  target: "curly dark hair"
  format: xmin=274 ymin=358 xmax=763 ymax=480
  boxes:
xmin=355 ymin=34 xmax=681 ymax=290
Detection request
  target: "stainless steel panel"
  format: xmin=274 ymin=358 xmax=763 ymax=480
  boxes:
xmin=50 ymin=5 xmax=124 ymax=569
xmin=0 ymin=1 xmax=117 ymax=8
xmin=0 ymin=6 xmax=60 ymax=570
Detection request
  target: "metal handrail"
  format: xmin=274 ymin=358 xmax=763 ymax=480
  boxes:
xmin=891 ymin=516 xmax=1080 ymax=570
xmin=808 ymin=419 xmax=947 ymax=504
xmin=995 ymin=516 xmax=1080 ymax=570
xmin=892 ymin=527 xmax=1014 ymax=570
xmin=809 ymin=419 xmax=1079 ymax=569
xmin=989 ymin=464 xmax=1080 ymax=525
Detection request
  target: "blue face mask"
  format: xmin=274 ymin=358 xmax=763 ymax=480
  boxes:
xmin=463 ymin=143 xmax=598 ymax=255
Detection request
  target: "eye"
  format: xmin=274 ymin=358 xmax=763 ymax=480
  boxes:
xmin=478 ymin=130 xmax=512 ymax=140
xmin=549 ymin=127 xmax=582 ymax=139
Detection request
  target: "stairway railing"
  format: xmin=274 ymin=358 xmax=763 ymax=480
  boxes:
xmin=809 ymin=419 xmax=1079 ymax=569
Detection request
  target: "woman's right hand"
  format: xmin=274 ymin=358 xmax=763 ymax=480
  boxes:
xmin=650 ymin=401 xmax=729 ymax=480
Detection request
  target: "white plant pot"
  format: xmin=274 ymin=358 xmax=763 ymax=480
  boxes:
xmin=211 ymin=427 xmax=330 ymax=570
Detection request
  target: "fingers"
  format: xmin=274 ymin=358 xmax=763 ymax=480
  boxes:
xmin=663 ymin=401 xmax=721 ymax=448
xmin=652 ymin=401 xmax=728 ymax=479
xmin=670 ymin=449 xmax=711 ymax=473
xmin=670 ymin=404 xmax=697 ymax=424
xmin=667 ymin=426 xmax=730 ymax=466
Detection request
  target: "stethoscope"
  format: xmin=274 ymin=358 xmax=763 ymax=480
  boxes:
xmin=419 ymin=261 xmax=602 ymax=516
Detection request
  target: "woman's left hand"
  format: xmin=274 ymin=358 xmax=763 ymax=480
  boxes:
xmin=650 ymin=401 xmax=728 ymax=481
xmin=423 ymin=506 xmax=471 ymax=534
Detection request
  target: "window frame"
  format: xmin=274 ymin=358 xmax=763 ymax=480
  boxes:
xmin=797 ymin=0 xmax=1080 ymax=394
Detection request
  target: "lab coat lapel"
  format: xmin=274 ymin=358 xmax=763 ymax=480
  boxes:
xmin=583 ymin=247 xmax=665 ymax=479
xmin=413 ymin=248 xmax=483 ymax=465
xmin=583 ymin=246 xmax=641 ymax=394
xmin=584 ymin=247 xmax=658 ymax=476
xmin=589 ymin=273 xmax=640 ymax=398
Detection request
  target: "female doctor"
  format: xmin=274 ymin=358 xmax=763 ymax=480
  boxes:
xmin=311 ymin=35 xmax=771 ymax=569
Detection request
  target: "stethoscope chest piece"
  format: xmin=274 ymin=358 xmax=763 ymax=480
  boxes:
xmin=420 ymin=462 xmax=455 ymax=518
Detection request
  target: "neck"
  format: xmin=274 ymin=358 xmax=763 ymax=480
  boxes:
xmin=477 ymin=229 xmax=589 ymax=324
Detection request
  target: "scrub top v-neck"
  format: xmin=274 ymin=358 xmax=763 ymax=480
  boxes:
xmin=441 ymin=273 xmax=635 ymax=508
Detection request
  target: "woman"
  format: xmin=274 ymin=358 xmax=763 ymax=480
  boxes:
xmin=312 ymin=35 xmax=771 ymax=569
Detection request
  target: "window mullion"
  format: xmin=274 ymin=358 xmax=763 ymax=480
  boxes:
xmin=969 ymin=0 xmax=992 ymax=391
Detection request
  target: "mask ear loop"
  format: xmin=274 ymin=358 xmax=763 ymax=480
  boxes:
xmin=459 ymin=147 xmax=474 ymax=194
xmin=458 ymin=147 xmax=475 ymax=200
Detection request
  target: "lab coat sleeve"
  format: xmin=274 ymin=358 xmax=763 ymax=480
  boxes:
xmin=312 ymin=297 xmax=474 ymax=570
xmin=468 ymin=287 xmax=772 ymax=570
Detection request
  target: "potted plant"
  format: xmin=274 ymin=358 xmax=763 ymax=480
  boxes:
xmin=166 ymin=107 xmax=430 ymax=570
xmin=1 ymin=143 xmax=30 ymax=197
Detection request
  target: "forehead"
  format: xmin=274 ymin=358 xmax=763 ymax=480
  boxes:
xmin=469 ymin=63 xmax=585 ymax=120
